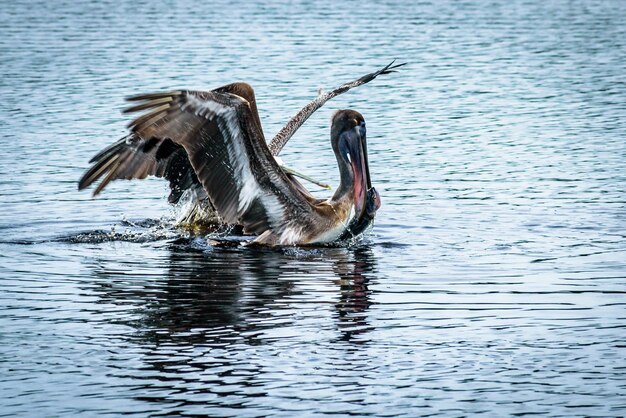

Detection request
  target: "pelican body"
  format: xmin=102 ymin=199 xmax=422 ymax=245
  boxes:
xmin=78 ymin=63 xmax=405 ymax=245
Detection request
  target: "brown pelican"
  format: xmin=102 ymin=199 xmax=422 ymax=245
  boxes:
xmin=79 ymin=62 xmax=404 ymax=245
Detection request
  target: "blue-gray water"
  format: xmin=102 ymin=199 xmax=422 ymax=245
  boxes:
xmin=1 ymin=0 xmax=625 ymax=416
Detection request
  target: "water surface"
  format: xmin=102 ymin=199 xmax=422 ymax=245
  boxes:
xmin=1 ymin=0 xmax=625 ymax=416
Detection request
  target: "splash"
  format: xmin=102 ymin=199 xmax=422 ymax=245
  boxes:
xmin=62 ymin=216 xmax=181 ymax=244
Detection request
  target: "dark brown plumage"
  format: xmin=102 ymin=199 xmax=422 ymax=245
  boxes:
xmin=78 ymin=63 xmax=403 ymax=244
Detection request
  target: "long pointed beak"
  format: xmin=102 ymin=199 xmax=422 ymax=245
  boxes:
xmin=340 ymin=129 xmax=370 ymax=219
xmin=361 ymin=135 xmax=381 ymax=217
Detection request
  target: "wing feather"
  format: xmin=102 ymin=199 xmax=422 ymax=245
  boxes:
xmin=268 ymin=60 xmax=406 ymax=155
xmin=79 ymin=83 xmax=267 ymax=211
xmin=79 ymin=81 xmax=328 ymax=242
xmin=78 ymin=133 xmax=200 ymax=204
xmin=124 ymin=88 xmax=320 ymax=240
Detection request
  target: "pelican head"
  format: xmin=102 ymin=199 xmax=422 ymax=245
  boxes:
xmin=331 ymin=109 xmax=377 ymax=221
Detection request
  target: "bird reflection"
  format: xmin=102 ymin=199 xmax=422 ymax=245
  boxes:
xmin=333 ymin=246 xmax=377 ymax=343
xmin=87 ymin=239 xmax=377 ymax=409
xmin=89 ymin=240 xmax=377 ymax=346
xmin=91 ymin=242 xmax=295 ymax=346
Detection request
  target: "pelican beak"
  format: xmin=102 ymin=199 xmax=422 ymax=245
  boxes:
xmin=340 ymin=126 xmax=370 ymax=219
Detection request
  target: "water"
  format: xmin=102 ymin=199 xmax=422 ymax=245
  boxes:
xmin=1 ymin=0 xmax=625 ymax=416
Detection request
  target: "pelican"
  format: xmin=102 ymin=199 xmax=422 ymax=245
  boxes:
xmin=79 ymin=62 xmax=404 ymax=245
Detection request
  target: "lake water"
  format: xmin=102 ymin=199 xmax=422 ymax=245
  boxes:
xmin=1 ymin=0 xmax=625 ymax=416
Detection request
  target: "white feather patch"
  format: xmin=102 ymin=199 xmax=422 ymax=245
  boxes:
xmin=185 ymin=92 xmax=287 ymax=233
xmin=184 ymin=94 xmax=233 ymax=117
xmin=279 ymin=225 xmax=304 ymax=245
xmin=310 ymin=222 xmax=346 ymax=244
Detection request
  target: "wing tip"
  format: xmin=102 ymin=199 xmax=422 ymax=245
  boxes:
xmin=78 ymin=151 xmax=122 ymax=195
xmin=122 ymin=97 xmax=174 ymax=114
xmin=381 ymin=59 xmax=407 ymax=74
xmin=125 ymin=90 xmax=183 ymax=102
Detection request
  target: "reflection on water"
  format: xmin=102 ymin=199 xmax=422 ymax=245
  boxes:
xmin=334 ymin=247 xmax=375 ymax=343
xmin=93 ymin=243 xmax=376 ymax=344
xmin=84 ymin=242 xmax=379 ymax=413
xmin=1 ymin=0 xmax=626 ymax=415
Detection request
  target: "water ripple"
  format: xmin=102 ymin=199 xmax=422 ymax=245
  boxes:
xmin=2 ymin=0 xmax=626 ymax=416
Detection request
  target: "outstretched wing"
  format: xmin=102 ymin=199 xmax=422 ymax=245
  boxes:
xmin=123 ymin=86 xmax=321 ymax=240
xmin=78 ymin=133 xmax=200 ymax=203
xmin=268 ymin=60 xmax=406 ymax=155
xmin=79 ymin=83 xmax=265 ymax=204
xmin=79 ymin=62 xmax=404 ymax=203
